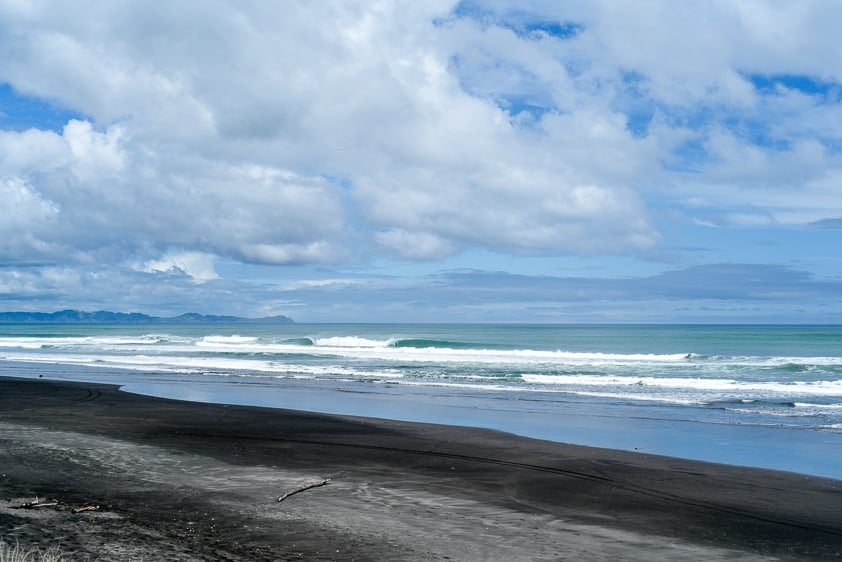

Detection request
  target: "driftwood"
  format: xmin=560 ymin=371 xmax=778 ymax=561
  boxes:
xmin=10 ymin=497 xmax=101 ymax=513
xmin=277 ymin=478 xmax=331 ymax=502
xmin=11 ymin=498 xmax=59 ymax=509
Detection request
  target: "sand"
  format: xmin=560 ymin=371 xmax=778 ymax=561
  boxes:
xmin=1 ymin=377 xmax=840 ymax=561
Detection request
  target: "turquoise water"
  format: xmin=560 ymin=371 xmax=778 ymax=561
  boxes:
xmin=1 ymin=323 xmax=841 ymax=478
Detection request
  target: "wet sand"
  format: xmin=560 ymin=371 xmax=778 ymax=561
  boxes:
xmin=1 ymin=377 xmax=840 ymax=560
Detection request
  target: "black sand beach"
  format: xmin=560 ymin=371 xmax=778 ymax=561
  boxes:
xmin=1 ymin=377 xmax=840 ymax=560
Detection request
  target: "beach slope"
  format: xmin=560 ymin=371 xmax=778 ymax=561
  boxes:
xmin=1 ymin=378 xmax=840 ymax=560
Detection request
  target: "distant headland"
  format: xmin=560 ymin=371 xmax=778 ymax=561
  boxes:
xmin=0 ymin=310 xmax=294 ymax=324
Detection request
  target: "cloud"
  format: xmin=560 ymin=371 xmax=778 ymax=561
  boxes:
xmin=432 ymin=263 xmax=842 ymax=304
xmin=0 ymin=177 xmax=59 ymax=230
xmin=62 ymin=119 xmax=125 ymax=180
xmin=1 ymin=260 xmax=839 ymax=322
xmin=0 ymin=177 xmax=61 ymax=260
xmin=0 ymin=0 xmax=661 ymax=268
xmin=285 ymin=263 xmax=842 ymax=322
xmin=810 ymin=218 xmax=842 ymax=230
xmin=0 ymin=126 xmax=69 ymax=171
xmin=141 ymin=251 xmax=219 ymax=284
xmin=376 ymin=230 xmax=455 ymax=260
xmin=0 ymin=118 xmax=350 ymax=266
xmin=0 ymin=1 xmax=841 ymax=319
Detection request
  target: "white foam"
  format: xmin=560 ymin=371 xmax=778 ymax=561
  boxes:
xmin=793 ymin=402 xmax=842 ymax=409
xmin=260 ymin=345 xmax=697 ymax=365
xmin=3 ymin=332 xmax=842 ymax=412
xmin=6 ymin=332 xmax=842 ymax=372
xmin=395 ymin=380 xmax=515 ymax=392
xmin=521 ymin=373 xmax=737 ymax=389
xmin=749 ymin=356 xmax=842 ymax=366
xmin=312 ymin=336 xmax=395 ymax=348
xmin=564 ymin=390 xmax=705 ymax=405
xmin=0 ymin=338 xmax=49 ymax=349
xmin=2 ymin=351 xmax=402 ymax=379
xmin=520 ymin=374 xmax=842 ymax=396
xmin=359 ymin=379 xmax=730 ymax=405
xmin=726 ymin=407 xmax=816 ymax=418
xmin=0 ymin=335 xmax=186 ymax=351
xmin=199 ymin=335 xmax=258 ymax=344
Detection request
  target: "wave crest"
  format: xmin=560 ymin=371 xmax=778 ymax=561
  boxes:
xmin=313 ymin=336 xmax=395 ymax=348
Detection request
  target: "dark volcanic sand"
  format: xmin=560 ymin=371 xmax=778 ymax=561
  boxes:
xmin=1 ymin=378 xmax=840 ymax=560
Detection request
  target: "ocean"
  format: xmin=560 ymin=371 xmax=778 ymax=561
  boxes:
xmin=1 ymin=323 xmax=841 ymax=479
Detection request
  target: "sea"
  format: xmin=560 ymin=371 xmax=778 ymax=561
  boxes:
xmin=1 ymin=323 xmax=841 ymax=479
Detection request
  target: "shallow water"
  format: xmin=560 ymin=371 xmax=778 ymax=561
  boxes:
xmin=1 ymin=323 xmax=841 ymax=479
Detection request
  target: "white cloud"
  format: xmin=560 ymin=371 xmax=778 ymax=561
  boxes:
xmin=280 ymin=278 xmax=363 ymax=291
xmin=0 ymin=0 xmax=666 ymax=266
xmin=0 ymin=127 xmax=70 ymax=172
xmin=376 ymin=229 xmax=456 ymax=260
xmin=0 ymin=178 xmax=61 ymax=259
xmin=62 ymin=120 xmax=125 ymax=181
xmin=141 ymin=251 xmax=219 ymax=283
xmin=0 ymin=116 xmax=350 ymax=265
xmin=0 ymin=177 xmax=59 ymax=229
xmin=238 ymin=242 xmax=340 ymax=265
xmin=0 ymin=0 xmax=841 ymax=315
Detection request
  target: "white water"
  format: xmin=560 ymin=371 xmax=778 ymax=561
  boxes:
xmin=2 ymin=323 xmax=842 ymax=478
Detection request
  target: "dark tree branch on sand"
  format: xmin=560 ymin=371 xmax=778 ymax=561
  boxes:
xmin=277 ymin=478 xmax=331 ymax=502
xmin=11 ymin=498 xmax=59 ymax=509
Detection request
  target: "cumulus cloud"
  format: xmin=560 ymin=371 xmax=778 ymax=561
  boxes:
xmin=0 ymin=117 xmax=349 ymax=265
xmin=141 ymin=251 xmax=219 ymax=284
xmin=0 ymin=178 xmax=61 ymax=260
xmin=1 ymin=1 xmax=841 ymax=316
xmin=0 ymin=0 xmax=661 ymax=268
xmin=376 ymin=229 xmax=456 ymax=260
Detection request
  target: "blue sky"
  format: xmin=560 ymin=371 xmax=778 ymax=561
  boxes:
xmin=1 ymin=1 xmax=841 ymax=322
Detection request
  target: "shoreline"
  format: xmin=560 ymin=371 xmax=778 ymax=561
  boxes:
xmin=4 ymin=361 xmax=841 ymax=480
xmin=1 ymin=376 xmax=841 ymax=560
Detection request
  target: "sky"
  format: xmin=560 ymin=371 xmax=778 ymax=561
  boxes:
xmin=1 ymin=1 xmax=841 ymax=323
